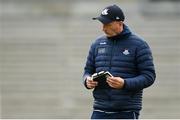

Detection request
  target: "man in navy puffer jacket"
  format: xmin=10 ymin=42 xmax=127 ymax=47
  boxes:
xmin=83 ymin=4 xmax=156 ymax=119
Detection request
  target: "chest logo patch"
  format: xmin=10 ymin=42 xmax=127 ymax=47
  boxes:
xmin=98 ymin=48 xmax=106 ymax=54
xmin=123 ymin=49 xmax=130 ymax=55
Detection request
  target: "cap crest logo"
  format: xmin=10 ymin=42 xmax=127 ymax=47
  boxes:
xmin=102 ymin=9 xmax=108 ymax=15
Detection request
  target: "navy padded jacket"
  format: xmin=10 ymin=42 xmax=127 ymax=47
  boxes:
xmin=83 ymin=24 xmax=156 ymax=112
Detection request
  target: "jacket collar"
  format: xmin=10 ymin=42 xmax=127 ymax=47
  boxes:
xmin=107 ymin=24 xmax=131 ymax=40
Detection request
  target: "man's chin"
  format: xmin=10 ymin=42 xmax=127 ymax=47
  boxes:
xmin=105 ymin=33 xmax=113 ymax=37
xmin=106 ymin=35 xmax=111 ymax=37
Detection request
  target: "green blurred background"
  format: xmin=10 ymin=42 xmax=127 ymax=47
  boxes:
xmin=0 ymin=0 xmax=180 ymax=119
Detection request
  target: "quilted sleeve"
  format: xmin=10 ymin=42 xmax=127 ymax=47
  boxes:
xmin=83 ymin=42 xmax=96 ymax=89
xmin=124 ymin=42 xmax=156 ymax=91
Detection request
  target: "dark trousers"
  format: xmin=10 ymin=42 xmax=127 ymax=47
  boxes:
xmin=91 ymin=110 xmax=139 ymax=119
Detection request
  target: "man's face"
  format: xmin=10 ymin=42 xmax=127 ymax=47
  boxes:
xmin=102 ymin=21 xmax=123 ymax=37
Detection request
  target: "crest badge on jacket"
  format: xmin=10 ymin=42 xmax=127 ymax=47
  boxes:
xmin=123 ymin=49 xmax=130 ymax=55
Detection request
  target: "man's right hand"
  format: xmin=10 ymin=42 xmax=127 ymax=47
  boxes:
xmin=86 ymin=76 xmax=98 ymax=89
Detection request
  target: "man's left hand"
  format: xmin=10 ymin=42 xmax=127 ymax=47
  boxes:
xmin=106 ymin=77 xmax=125 ymax=89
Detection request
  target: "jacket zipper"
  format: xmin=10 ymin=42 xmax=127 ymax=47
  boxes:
xmin=108 ymin=39 xmax=117 ymax=102
xmin=109 ymin=40 xmax=116 ymax=71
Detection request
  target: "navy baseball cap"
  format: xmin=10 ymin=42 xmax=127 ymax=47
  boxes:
xmin=93 ymin=4 xmax=125 ymax=24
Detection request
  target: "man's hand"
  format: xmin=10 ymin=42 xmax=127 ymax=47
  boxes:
xmin=106 ymin=77 xmax=124 ymax=89
xmin=86 ymin=76 xmax=98 ymax=89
